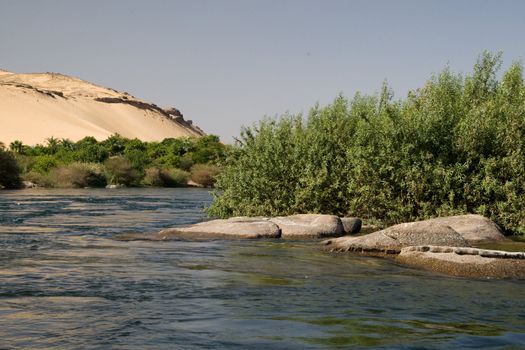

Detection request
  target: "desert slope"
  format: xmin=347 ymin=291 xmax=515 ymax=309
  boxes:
xmin=0 ymin=70 xmax=204 ymax=145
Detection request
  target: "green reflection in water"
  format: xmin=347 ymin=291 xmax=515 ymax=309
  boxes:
xmin=475 ymin=239 xmax=525 ymax=252
xmin=272 ymin=316 xmax=504 ymax=347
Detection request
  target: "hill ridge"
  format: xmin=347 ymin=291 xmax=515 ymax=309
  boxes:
xmin=0 ymin=70 xmax=204 ymax=145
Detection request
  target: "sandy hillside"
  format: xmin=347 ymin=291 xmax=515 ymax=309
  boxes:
xmin=0 ymin=69 xmax=204 ymax=145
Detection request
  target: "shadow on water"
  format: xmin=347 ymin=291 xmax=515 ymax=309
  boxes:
xmin=1 ymin=188 xmax=525 ymax=349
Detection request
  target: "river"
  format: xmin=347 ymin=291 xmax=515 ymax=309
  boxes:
xmin=1 ymin=188 xmax=524 ymax=349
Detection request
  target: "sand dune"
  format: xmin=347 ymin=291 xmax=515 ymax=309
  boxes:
xmin=0 ymin=70 xmax=204 ymax=145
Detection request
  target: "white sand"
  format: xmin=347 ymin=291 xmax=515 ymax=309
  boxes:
xmin=0 ymin=71 xmax=203 ymax=145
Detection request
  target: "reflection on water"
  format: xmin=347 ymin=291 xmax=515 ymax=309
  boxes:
xmin=0 ymin=188 xmax=525 ymax=349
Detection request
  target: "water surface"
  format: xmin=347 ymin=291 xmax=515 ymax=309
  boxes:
xmin=1 ymin=188 xmax=524 ymax=349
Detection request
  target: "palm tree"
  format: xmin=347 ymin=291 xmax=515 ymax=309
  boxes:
xmin=46 ymin=137 xmax=59 ymax=154
xmin=60 ymin=138 xmax=75 ymax=151
xmin=9 ymin=140 xmax=24 ymax=154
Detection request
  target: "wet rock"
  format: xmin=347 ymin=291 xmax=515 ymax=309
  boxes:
xmin=22 ymin=181 xmax=37 ymax=188
xmin=106 ymin=184 xmax=126 ymax=189
xmin=420 ymin=214 xmax=506 ymax=243
xmin=269 ymin=214 xmax=344 ymax=239
xmin=323 ymin=221 xmax=469 ymax=254
xmin=397 ymin=245 xmax=525 ymax=279
xmin=157 ymin=217 xmax=281 ymax=240
xmin=340 ymin=217 xmax=362 ymax=234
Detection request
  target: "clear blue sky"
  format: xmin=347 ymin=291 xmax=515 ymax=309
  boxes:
xmin=1 ymin=0 xmax=524 ymax=141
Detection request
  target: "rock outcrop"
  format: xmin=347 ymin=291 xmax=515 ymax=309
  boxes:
xmin=269 ymin=214 xmax=344 ymax=239
xmin=323 ymin=221 xmax=469 ymax=254
xmin=419 ymin=214 xmax=506 ymax=243
xmin=323 ymin=215 xmax=525 ymax=279
xmin=142 ymin=214 xmax=346 ymax=241
xmin=157 ymin=217 xmax=281 ymax=239
xmin=396 ymin=245 xmax=525 ymax=279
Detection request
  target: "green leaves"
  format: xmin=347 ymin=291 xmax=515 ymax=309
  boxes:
xmin=209 ymin=52 xmax=525 ymax=235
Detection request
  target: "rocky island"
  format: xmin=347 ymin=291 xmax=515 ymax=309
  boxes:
xmin=119 ymin=213 xmax=525 ymax=279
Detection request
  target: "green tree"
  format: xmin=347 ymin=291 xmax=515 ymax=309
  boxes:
xmin=9 ymin=140 xmax=24 ymax=154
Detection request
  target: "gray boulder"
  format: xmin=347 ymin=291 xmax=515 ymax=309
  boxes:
xmin=157 ymin=217 xmax=281 ymax=240
xmin=340 ymin=217 xmax=362 ymax=234
xmin=270 ymin=214 xmax=344 ymax=239
xmin=323 ymin=221 xmax=469 ymax=254
xmin=421 ymin=214 xmax=506 ymax=243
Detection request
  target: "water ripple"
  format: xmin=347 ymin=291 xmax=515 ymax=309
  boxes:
xmin=0 ymin=188 xmax=524 ymax=349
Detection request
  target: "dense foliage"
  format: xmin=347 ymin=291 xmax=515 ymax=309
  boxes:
xmin=0 ymin=144 xmax=22 ymax=189
xmin=209 ymin=52 xmax=525 ymax=235
xmin=9 ymin=134 xmax=225 ymax=188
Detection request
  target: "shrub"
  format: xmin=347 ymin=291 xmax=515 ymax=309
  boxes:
xmin=179 ymin=155 xmax=194 ymax=171
xmin=0 ymin=148 xmax=22 ymax=188
xmin=143 ymin=167 xmax=164 ymax=187
xmin=23 ymin=171 xmax=54 ymax=187
xmin=31 ymin=155 xmax=58 ymax=173
xmin=74 ymin=144 xmax=109 ymax=163
xmin=49 ymin=163 xmax=107 ymax=188
xmin=190 ymin=164 xmax=220 ymax=188
xmin=162 ymin=168 xmax=189 ymax=187
xmin=208 ymin=52 xmax=525 ymax=235
xmin=104 ymin=156 xmax=141 ymax=186
xmin=143 ymin=167 xmax=189 ymax=187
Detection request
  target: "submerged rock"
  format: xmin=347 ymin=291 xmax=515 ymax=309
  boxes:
xmin=397 ymin=245 xmax=525 ymax=279
xmin=269 ymin=214 xmax=344 ymax=239
xmin=158 ymin=217 xmax=281 ymax=240
xmin=340 ymin=217 xmax=362 ymax=234
xmin=323 ymin=221 xmax=469 ymax=254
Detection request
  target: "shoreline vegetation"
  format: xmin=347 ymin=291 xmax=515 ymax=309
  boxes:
xmin=0 ymin=134 xmax=225 ymax=189
xmin=208 ymin=52 xmax=525 ymax=236
xmin=2 ymin=52 xmax=524 ymax=238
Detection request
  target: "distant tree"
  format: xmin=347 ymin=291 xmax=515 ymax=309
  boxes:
xmin=60 ymin=138 xmax=75 ymax=152
xmin=9 ymin=140 xmax=24 ymax=154
xmin=75 ymin=144 xmax=109 ymax=163
xmin=46 ymin=137 xmax=60 ymax=154
xmin=102 ymin=134 xmax=128 ymax=156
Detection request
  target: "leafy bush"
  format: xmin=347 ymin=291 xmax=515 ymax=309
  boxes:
xmin=49 ymin=163 xmax=106 ymax=188
xmin=178 ymin=155 xmax=194 ymax=171
xmin=104 ymin=156 xmax=141 ymax=186
xmin=163 ymin=168 xmax=190 ymax=187
xmin=143 ymin=167 xmax=164 ymax=187
xmin=190 ymin=164 xmax=220 ymax=187
xmin=209 ymin=52 xmax=525 ymax=235
xmin=23 ymin=171 xmax=54 ymax=187
xmin=143 ymin=167 xmax=189 ymax=187
xmin=31 ymin=155 xmax=59 ymax=173
xmin=74 ymin=144 xmax=109 ymax=163
xmin=0 ymin=148 xmax=22 ymax=188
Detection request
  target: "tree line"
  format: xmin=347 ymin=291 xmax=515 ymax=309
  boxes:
xmin=0 ymin=134 xmax=225 ymax=188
